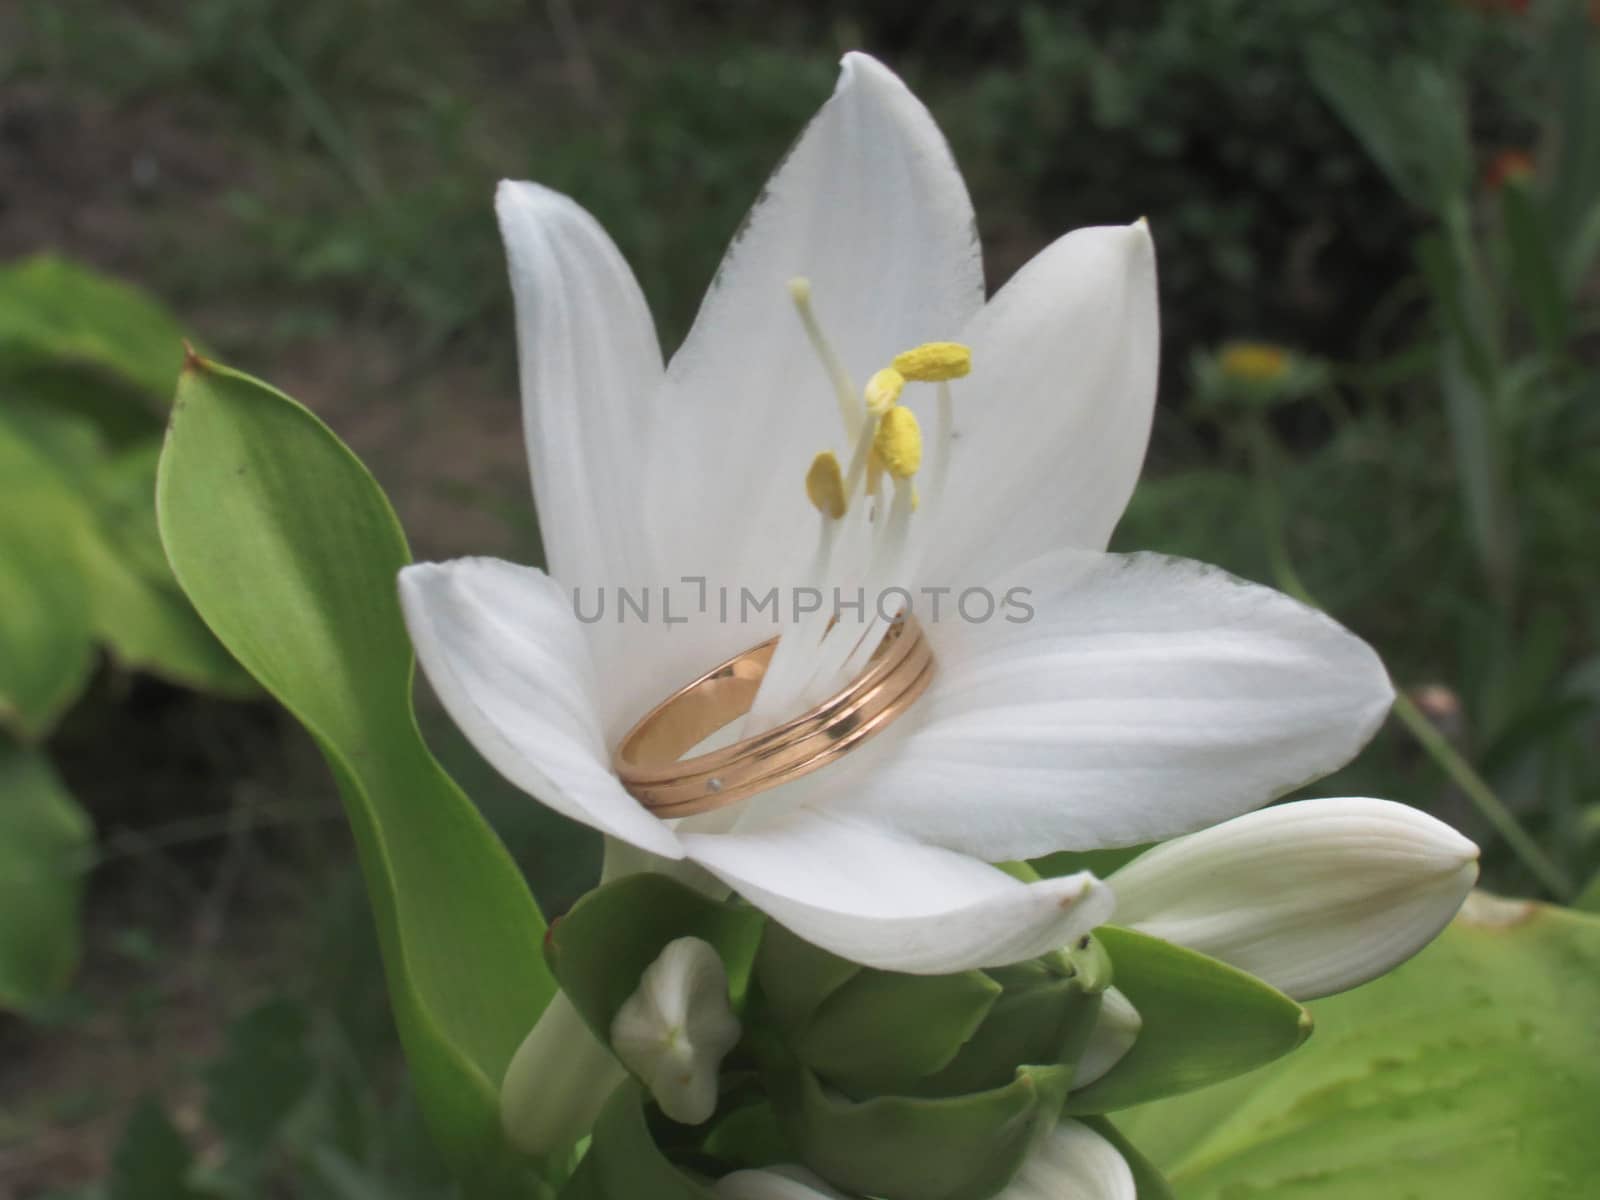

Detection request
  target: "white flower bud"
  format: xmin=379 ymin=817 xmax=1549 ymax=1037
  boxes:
xmin=999 ymin=1119 xmax=1135 ymax=1200
xmin=1109 ymin=797 xmax=1479 ymax=1000
xmin=611 ymin=936 xmax=741 ymax=1125
xmin=1073 ymin=986 xmax=1142 ymax=1090
xmin=716 ymin=1166 xmax=854 ymax=1199
xmin=500 ymin=991 xmax=626 ymax=1155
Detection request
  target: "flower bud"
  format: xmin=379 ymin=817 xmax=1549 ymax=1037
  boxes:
xmin=750 ymin=925 xmax=1112 ymax=1200
xmin=717 ymin=1166 xmax=853 ymax=1200
xmin=611 ymin=936 xmax=742 ymax=1125
xmin=1108 ymin=797 xmax=1478 ymax=999
xmin=1073 ymin=986 xmax=1142 ymax=1089
xmin=998 ymin=1119 xmax=1135 ymax=1200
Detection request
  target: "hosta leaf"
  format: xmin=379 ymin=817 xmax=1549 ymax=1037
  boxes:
xmin=0 ymin=743 xmax=93 ymax=1009
xmin=0 ymin=414 xmax=94 ymax=739
xmin=107 ymin=1100 xmax=206 ymax=1200
xmin=80 ymin=444 xmax=254 ymax=695
xmin=0 ymin=254 xmax=187 ymax=408
xmin=1116 ymin=897 xmax=1600 ymax=1199
xmin=156 ymin=356 xmax=554 ymax=1189
xmin=1065 ymin=927 xmax=1309 ymax=1114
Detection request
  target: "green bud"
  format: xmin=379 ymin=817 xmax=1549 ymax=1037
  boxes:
xmin=755 ymin=925 xmax=1111 ymax=1100
xmin=749 ymin=925 xmax=1115 ymax=1199
xmin=777 ymin=1062 xmax=1073 ymax=1200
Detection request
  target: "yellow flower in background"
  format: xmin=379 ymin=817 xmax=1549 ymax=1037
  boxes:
xmin=1218 ymin=340 xmax=1293 ymax=385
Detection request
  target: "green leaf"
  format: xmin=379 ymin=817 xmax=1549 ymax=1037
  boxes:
xmin=797 ymin=964 xmax=1002 ymax=1097
xmin=913 ymin=941 xmax=1110 ymax=1099
xmin=1501 ymin=179 xmax=1571 ymax=356
xmin=0 ymin=416 xmax=94 ymax=739
xmin=702 ymin=1101 xmax=792 ymax=1171
xmin=1 ymin=406 xmax=253 ymax=698
xmin=1117 ymin=898 xmax=1600 ymax=1199
xmin=79 ymin=444 xmax=255 ymax=696
xmin=571 ymin=1081 xmax=715 ymax=1200
xmin=1065 ymin=927 xmax=1309 ymax=1115
xmin=549 ymin=872 xmax=765 ymax=1045
xmin=205 ymin=1000 xmax=317 ymax=1156
xmin=753 ymin=919 xmax=862 ymax=1038
xmin=155 ymin=357 xmax=555 ymax=1185
xmin=0 ymin=255 xmax=188 ymax=407
xmin=777 ymin=1063 xmax=1071 ymax=1200
xmin=107 ymin=1099 xmax=206 ymax=1200
xmin=1575 ymin=871 xmax=1600 ymax=915
xmin=0 ymin=743 xmax=93 ymax=1010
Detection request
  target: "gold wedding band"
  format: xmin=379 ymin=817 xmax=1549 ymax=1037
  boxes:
xmin=614 ymin=616 xmax=934 ymax=818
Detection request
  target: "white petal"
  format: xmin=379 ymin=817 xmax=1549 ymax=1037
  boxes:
xmin=1073 ymin=987 xmax=1141 ymax=1090
xmin=679 ymin=810 xmax=1113 ymax=974
xmin=611 ymin=937 xmax=741 ymax=1125
xmin=1000 ymin=1120 xmax=1136 ymax=1200
xmin=716 ymin=1167 xmax=854 ymax=1200
xmin=398 ymin=557 xmax=683 ymax=858
xmin=646 ymin=52 xmax=984 ymax=592
xmin=496 ymin=182 xmax=663 ymax=594
xmin=1108 ymin=797 xmax=1479 ymax=1000
xmin=831 ymin=550 xmax=1395 ymax=860
xmin=923 ymin=221 xmax=1158 ymax=584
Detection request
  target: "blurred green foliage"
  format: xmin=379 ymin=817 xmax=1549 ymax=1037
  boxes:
xmin=0 ymin=257 xmax=259 ymax=1022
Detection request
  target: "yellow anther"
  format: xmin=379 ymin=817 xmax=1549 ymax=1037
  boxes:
xmin=873 ymin=406 xmax=923 ymax=480
xmin=865 ymin=367 xmax=905 ymax=416
xmin=892 ymin=342 xmax=972 ymax=383
xmin=805 ymin=451 xmax=848 ymax=519
xmin=866 ymin=445 xmax=884 ymax=497
xmin=1218 ymin=341 xmax=1291 ymax=384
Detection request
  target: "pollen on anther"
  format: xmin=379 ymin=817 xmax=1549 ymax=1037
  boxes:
xmin=892 ymin=342 xmax=972 ymax=382
xmin=874 ymin=406 xmax=923 ymax=480
xmin=805 ymin=451 xmax=848 ymax=519
xmin=865 ymin=367 xmax=905 ymax=415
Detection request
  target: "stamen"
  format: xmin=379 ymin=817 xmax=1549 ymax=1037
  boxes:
xmin=891 ymin=341 xmax=972 ymax=383
xmin=864 ymin=367 xmax=905 ymax=416
xmin=805 ymin=451 xmax=848 ymax=520
xmin=866 ymin=445 xmax=884 ymax=498
xmin=873 ymin=405 xmax=923 ymax=480
xmin=788 ymin=277 xmax=861 ymax=440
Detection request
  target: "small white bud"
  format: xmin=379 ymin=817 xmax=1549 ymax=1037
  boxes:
xmin=611 ymin=936 xmax=741 ymax=1125
xmin=716 ymin=1166 xmax=853 ymax=1200
xmin=998 ymin=1119 xmax=1136 ymax=1200
xmin=1073 ymin=986 xmax=1142 ymax=1090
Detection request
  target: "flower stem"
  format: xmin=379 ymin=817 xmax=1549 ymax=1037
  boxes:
xmin=1388 ymin=690 xmax=1572 ymax=899
xmin=1243 ymin=422 xmax=1572 ymax=900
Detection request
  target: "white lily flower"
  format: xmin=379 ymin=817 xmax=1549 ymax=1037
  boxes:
xmin=398 ymin=52 xmax=1393 ymax=976
xmin=999 ymin=1119 xmax=1135 ymax=1200
xmin=1108 ymin=797 xmax=1480 ymax=999
xmin=716 ymin=1166 xmax=854 ymax=1200
xmin=610 ymin=937 xmax=741 ymax=1125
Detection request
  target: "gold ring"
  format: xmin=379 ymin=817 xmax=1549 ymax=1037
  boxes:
xmin=614 ymin=616 xmax=934 ymax=817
